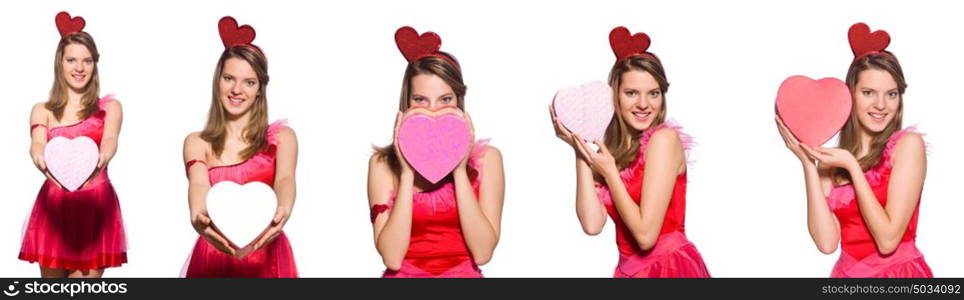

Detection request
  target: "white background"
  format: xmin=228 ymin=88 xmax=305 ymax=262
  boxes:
xmin=1 ymin=0 xmax=961 ymax=277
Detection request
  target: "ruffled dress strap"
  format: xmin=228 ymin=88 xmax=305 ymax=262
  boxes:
xmin=638 ymin=120 xmax=693 ymax=164
xmin=874 ymin=126 xmax=922 ymax=174
xmin=97 ymin=94 xmax=116 ymax=111
xmin=266 ymin=119 xmax=289 ymax=146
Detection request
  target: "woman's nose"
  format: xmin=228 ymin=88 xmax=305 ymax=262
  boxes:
xmin=872 ymin=95 xmax=887 ymax=110
xmin=636 ymin=98 xmax=650 ymax=110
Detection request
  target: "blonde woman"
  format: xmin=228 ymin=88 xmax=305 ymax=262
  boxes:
xmin=552 ymin=27 xmax=709 ymax=277
xmin=368 ymin=26 xmax=505 ymax=278
xmin=182 ymin=16 xmax=298 ymax=277
xmin=776 ymin=23 xmax=931 ymax=278
xmin=21 ymin=11 xmax=127 ymax=278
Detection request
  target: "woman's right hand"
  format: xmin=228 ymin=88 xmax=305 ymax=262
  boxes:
xmin=549 ymin=105 xmax=582 ymax=154
xmin=32 ymin=152 xmax=65 ymax=190
xmin=393 ymin=111 xmax=415 ymax=178
xmin=775 ymin=114 xmax=814 ymax=165
xmin=31 ymin=152 xmax=46 ymax=173
xmin=191 ymin=209 xmax=237 ymax=257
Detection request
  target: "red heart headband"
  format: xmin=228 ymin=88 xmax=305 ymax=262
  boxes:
xmin=609 ymin=26 xmax=655 ymax=63
xmin=55 ymin=11 xmax=86 ymax=38
xmin=395 ymin=26 xmax=459 ymax=69
xmin=218 ymin=16 xmax=262 ymax=53
xmin=848 ymin=22 xmax=892 ymax=62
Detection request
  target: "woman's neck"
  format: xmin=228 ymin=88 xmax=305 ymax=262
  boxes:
xmin=856 ymin=124 xmax=876 ymax=159
xmin=225 ymin=112 xmax=251 ymax=139
xmin=66 ymin=87 xmax=84 ymax=106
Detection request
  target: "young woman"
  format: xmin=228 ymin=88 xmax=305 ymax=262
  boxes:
xmin=776 ymin=23 xmax=932 ymax=277
xmin=367 ymin=26 xmax=505 ymax=278
xmin=552 ymin=26 xmax=710 ymax=277
xmin=20 ymin=11 xmax=127 ymax=278
xmin=181 ymin=16 xmax=298 ymax=277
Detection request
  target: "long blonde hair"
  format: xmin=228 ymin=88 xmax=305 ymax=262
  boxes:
xmin=832 ymin=53 xmax=907 ymax=185
xmin=46 ymin=33 xmax=101 ymax=121
xmin=604 ymin=55 xmax=670 ymax=170
xmin=201 ymin=46 xmax=271 ymax=160
xmin=373 ymin=53 xmax=466 ymax=175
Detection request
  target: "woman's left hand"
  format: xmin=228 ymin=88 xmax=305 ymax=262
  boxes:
xmin=801 ymin=144 xmax=859 ymax=171
xmin=457 ymin=111 xmax=475 ymax=172
xmin=573 ymin=135 xmax=619 ymax=178
xmin=97 ymin=152 xmax=111 ymax=169
xmin=79 ymin=152 xmax=112 ymax=190
xmin=247 ymin=205 xmax=292 ymax=256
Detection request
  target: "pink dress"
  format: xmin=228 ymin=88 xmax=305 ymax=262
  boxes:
xmin=371 ymin=140 xmax=491 ymax=278
xmin=19 ymin=95 xmax=127 ymax=271
xmin=596 ymin=122 xmax=710 ymax=278
xmin=182 ymin=120 xmax=298 ymax=278
xmin=827 ymin=127 xmax=932 ymax=278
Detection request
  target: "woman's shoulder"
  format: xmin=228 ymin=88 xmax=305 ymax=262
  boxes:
xmin=642 ymin=125 xmax=686 ymax=159
xmin=368 ymin=148 xmax=393 ymax=173
xmin=267 ymin=119 xmax=294 ymax=146
xmin=183 ymin=131 xmax=210 ymax=150
xmin=649 ymin=126 xmax=684 ymax=147
xmin=889 ymin=129 xmax=925 ymax=163
xmin=477 ymin=144 xmax=502 ymax=164
xmin=98 ymin=94 xmax=120 ymax=110
xmin=893 ymin=130 xmax=924 ymax=149
xmin=31 ymin=102 xmax=50 ymax=117
xmin=469 ymin=140 xmax=502 ymax=171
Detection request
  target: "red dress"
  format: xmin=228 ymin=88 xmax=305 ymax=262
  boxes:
xmin=372 ymin=140 xmax=491 ymax=278
xmin=19 ymin=95 xmax=127 ymax=271
xmin=182 ymin=120 xmax=298 ymax=278
xmin=596 ymin=122 xmax=710 ymax=278
xmin=827 ymin=127 xmax=932 ymax=278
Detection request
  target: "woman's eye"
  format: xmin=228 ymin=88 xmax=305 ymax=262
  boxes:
xmin=246 ymin=81 xmax=256 ymax=87
xmin=441 ymin=97 xmax=453 ymax=103
xmin=625 ymin=91 xmax=637 ymax=97
xmin=413 ymin=98 xmax=425 ymax=103
xmin=862 ymin=90 xmax=872 ymax=96
xmin=66 ymin=58 xmax=75 ymax=63
xmin=83 ymin=59 xmax=93 ymax=64
xmin=888 ymin=92 xmax=898 ymax=98
xmin=649 ymin=90 xmax=661 ymax=97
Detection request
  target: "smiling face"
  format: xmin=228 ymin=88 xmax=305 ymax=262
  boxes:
xmin=61 ymin=43 xmax=95 ymax=92
xmin=617 ymin=70 xmax=664 ymax=133
xmin=408 ymin=73 xmax=458 ymax=110
xmin=853 ymin=68 xmax=901 ymax=134
xmin=218 ymin=57 xmax=260 ymax=118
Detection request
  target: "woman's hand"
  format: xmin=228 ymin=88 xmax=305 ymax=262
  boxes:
xmin=191 ymin=209 xmax=236 ymax=257
xmin=801 ymin=144 xmax=859 ymax=171
xmin=573 ymin=136 xmax=619 ymax=178
xmin=393 ymin=111 xmax=415 ymax=177
xmin=775 ymin=114 xmax=815 ymax=166
xmin=31 ymin=152 xmax=47 ymax=172
xmin=457 ymin=111 xmax=475 ymax=172
xmin=246 ymin=205 xmax=292 ymax=256
xmin=96 ymin=152 xmax=111 ymax=170
xmin=549 ymin=105 xmax=582 ymax=154
xmin=32 ymin=152 xmax=67 ymax=190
